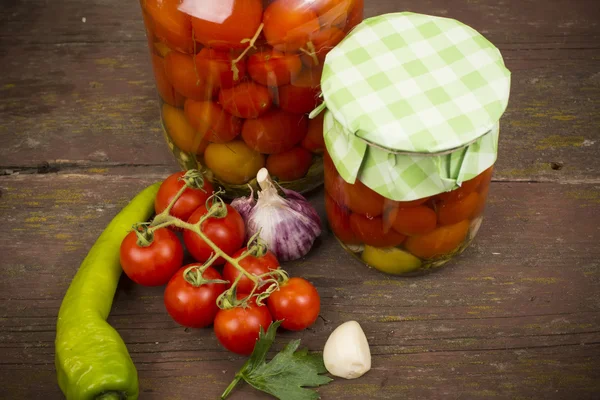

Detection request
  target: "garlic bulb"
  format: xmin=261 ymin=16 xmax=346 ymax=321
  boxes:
xmin=323 ymin=321 xmax=371 ymax=379
xmin=231 ymin=168 xmax=321 ymax=262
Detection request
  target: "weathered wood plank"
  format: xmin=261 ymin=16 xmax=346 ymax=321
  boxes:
xmin=1 ymin=174 xmax=599 ymax=399
xmin=1 ymin=0 xmax=599 ymax=182
xmin=1 ymin=0 xmax=599 ymax=46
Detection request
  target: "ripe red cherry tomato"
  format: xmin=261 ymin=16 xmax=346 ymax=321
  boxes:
xmin=349 ymin=214 xmax=407 ymax=247
xmin=218 ymin=82 xmax=273 ymax=118
xmin=223 ymin=248 xmax=280 ymax=294
xmin=184 ymin=100 xmax=242 ymax=143
xmin=301 ymin=27 xmax=345 ymax=66
xmin=195 ymin=48 xmax=247 ymax=91
xmin=214 ymin=300 xmax=273 ymax=355
xmin=266 ymin=147 xmax=313 ymax=181
xmin=151 ymin=54 xmax=186 ymax=107
xmin=324 ymin=193 xmax=359 ymax=245
xmin=183 ymin=203 xmax=245 ymax=265
xmin=301 ymin=112 xmax=325 ymax=153
xmin=242 ymin=110 xmax=308 ymax=154
xmin=191 ymin=0 xmax=263 ymax=50
xmin=164 ymin=265 xmax=227 ymax=328
xmin=120 ymin=228 xmax=183 ymax=286
xmin=267 ymin=277 xmax=320 ymax=331
xmin=165 ymin=51 xmax=215 ymax=100
xmin=144 ymin=0 xmax=194 ymax=53
xmin=263 ymin=0 xmax=321 ymax=52
xmin=247 ymin=50 xmax=303 ymax=87
xmin=154 ymin=171 xmax=214 ymax=223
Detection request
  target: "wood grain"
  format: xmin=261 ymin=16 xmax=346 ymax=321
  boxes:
xmin=1 ymin=0 xmax=600 ymax=398
xmin=1 ymin=0 xmax=599 ymax=181
xmin=1 ymin=174 xmax=599 ymax=399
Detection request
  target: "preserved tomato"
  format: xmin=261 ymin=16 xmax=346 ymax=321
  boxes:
xmin=324 ymin=147 xmax=495 ymax=275
xmin=140 ymin=0 xmax=363 ymax=194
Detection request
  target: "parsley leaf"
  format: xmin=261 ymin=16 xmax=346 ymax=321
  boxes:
xmin=221 ymin=321 xmax=332 ymax=400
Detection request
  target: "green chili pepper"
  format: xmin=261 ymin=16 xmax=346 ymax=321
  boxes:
xmin=55 ymin=182 xmax=161 ymax=400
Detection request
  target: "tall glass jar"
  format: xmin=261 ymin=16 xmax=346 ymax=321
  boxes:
xmin=139 ymin=0 xmax=364 ymax=196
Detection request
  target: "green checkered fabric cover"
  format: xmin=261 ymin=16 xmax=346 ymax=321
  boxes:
xmin=315 ymin=12 xmax=511 ymax=201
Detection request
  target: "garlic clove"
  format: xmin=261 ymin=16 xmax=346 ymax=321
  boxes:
xmin=323 ymin=321 xmax=371 ymax=379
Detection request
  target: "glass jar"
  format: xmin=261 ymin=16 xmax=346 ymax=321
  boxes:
xmin=315 ymin=12 xmax=511 ymax=276
xmin=139 ymin=0 xmax=364 ymax=196
xmin=324 ymin=152 xmax=494 ymax=275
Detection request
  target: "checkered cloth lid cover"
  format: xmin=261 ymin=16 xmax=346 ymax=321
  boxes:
xmin=312 ymin=12 xmax=511 ymax=201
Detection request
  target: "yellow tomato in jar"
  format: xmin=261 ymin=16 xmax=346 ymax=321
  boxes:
xmin=361 ymin=246 xmax=422 ymax=275
xmin=162 ymin=104 xmax=208 ymax=155
xmin=204 ymin=141 xmax=265 ymax=185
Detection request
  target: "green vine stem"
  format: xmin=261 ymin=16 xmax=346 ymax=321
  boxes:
xmin=231 ymin=23 xmax=264 ymax=80
xmin=144 ymin=170 xmax=283 ymax=309
xmin=300 ymin=41 xmax=319 ymax=66
xmin=133 ymin=222 xmax=154 ymax=247
xmin=183 ymin=258 xmax=229 ymax=287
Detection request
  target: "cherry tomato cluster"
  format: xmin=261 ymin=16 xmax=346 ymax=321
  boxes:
xmin=324 ymin=153 xmax=494 ymax=260
xmin=141 ymin=0 xmax=364 ymax=185
xmin=120 ymin=171 xmax=321 ymax=355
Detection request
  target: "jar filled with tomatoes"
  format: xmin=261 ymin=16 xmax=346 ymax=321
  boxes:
xmin=139 ymin=0 xmax=364 ymax=196
xmin=318 ymin=13 xmax=511 ymax=275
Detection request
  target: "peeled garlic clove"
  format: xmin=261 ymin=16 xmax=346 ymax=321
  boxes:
xmin=323 ymin=321 xmax=371 ymax=379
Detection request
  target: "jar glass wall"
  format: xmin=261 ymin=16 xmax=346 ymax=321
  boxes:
xmin=324 ymin=152 xmax=494 ymax=276
xmin=140 ymin=0 xmax=364 ymax=196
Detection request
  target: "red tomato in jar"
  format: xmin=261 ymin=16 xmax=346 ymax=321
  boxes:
xmin=291 ymin=65 xmax=323 ymax=88
xmin=437 ymin=192 xmax=480 ymax=226
xmin=277 ymin=85 xmax=321 ymax=114
xmin=472 ymin=184 xmax=490 ymax=218
xmin=191 ymin=0 xmax=263 ymax=50
xmin=214 ymin=299 xmax=273 ymax=355
xmin=316 ymin=0 xmax=353 ymax=29
xmin=144 ymin=0 xmax=194 ymax=53
xmin=219 ymin=82 xmax=273 ymax=118
xmin=151 ymin=54 xmax=186 ymax=107
xmin=435 ymin=170 xmax=490 ymax=203
xmin=324 ymin=193 xmax=360 ymax=244
xmin=242 ymin=110 xmax=308 ymax=154
xmin=195 ymin=48 xmax=246 ymax=91
xmin=183 ymin=203 xmax=245 ymax=265
xmin=154 ymin=171 xmax=214 ymax=222
xmin=301 ymin=27 xmax=345 ymax=66
xmin=165 ymin=52 xmax=215 ymax=101
xmin=120 ymin=228 xmax=184 ymax=286
xmin=329 ymin=173 xmax=385 ymax=218
xmin=266 ymin=147 xmax=313 ymax=181
xmin=247 ymin=50 xmax=303 ymax=87
xmin=164 ymin=265 xmax=227 ymax=328
xmin=349 ymin=213 xmax=407 ymax=248
xmin=184 ymin=100 xmax=242 ymax=143
xmin=404 ymin=220 xmax=470 ymax=259
xmin=222 ymin=248 xmax=280 ymax=295
xmin=280 ymin=65 xmax=323 ymax=113
xmin=301 ymin=113 xmax=326 ymax=153
xmin=267 ymin=277 xmax=320 ymax=331
xmin=263 ymin=0 xmax=321 ymax=52
xmin=388 ymin=205 xmax=437 ymax=236
xmin=345 ymin=0 xmax=364 ymax=31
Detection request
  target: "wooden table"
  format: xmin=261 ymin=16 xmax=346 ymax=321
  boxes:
xmin=1 ymin=0 xmax=599 ymax=398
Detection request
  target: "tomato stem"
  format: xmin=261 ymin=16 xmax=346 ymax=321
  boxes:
xmin=145 ymin=169 xmax=281 ymax=309
xmin=300 ymin=41 xmax=319 ymax=66
xmin=231 ymin=23 xmax=264 ymax=81
xmin=133 ymin=223 xmax=154 ymax=247
xmin=183 ymin=259 xmax=229 ymax=287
